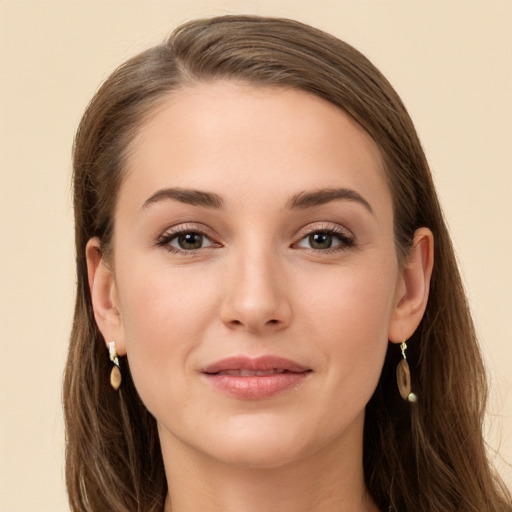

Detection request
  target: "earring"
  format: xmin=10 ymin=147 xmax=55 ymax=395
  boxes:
xmin=108 ymin=341 xmax=122 ymax=390
xmin=396 ymin=341 xmax=417 ymax=402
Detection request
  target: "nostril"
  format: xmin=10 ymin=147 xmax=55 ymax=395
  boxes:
xmin=268 ymin=319 xmax=279 ymax=324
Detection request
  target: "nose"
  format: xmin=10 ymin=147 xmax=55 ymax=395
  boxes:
xmin=219 ymin=246 xmax=292 ymax=334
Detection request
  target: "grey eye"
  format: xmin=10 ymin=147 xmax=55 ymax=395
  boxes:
xmin=297 ymin=231 xmax=343 ymax=250
xmin=169 ymin=232 xmax=214 ymax=251
xmin=308 ymin=233 xmax=334 ymax=249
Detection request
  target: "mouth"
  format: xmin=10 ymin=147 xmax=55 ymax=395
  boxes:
xmin=201 ymin=355 xmax=312 ymax=399
xmin=213 ymin=368 xmax=289 ymax=376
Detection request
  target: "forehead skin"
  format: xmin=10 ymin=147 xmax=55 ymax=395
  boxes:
xmin=115 ymin=81 xmax=392 ymax=244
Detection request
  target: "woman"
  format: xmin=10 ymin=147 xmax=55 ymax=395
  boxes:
xmin=63 ymin=15 xmax=511 ymax=512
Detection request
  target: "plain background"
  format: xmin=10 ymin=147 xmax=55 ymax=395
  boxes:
xmin=1 ymin=1 xmax=511 ymax=510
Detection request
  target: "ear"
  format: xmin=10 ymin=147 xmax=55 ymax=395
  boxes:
xmin=388 ymin=227 xmax=434 ymax=343
xmin=86 ymin=238 xmax=126 ymax=356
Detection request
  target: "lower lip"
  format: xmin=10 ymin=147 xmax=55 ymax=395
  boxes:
xmin=202 ymin=372 xmax=311 ymax=399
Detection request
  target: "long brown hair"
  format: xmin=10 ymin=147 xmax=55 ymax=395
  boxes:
xmin=64 ymin=15 xmax=511 ymax=511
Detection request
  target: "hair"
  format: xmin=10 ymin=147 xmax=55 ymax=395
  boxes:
xmin=63 ymin=15 xmax=511 ymax=512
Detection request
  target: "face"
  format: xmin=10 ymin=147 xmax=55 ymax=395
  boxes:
xmin=103 ymin=82 xmax=406 ymax=468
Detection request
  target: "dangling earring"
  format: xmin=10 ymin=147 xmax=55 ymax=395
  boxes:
xmin=396 ymin=341 xmax=417 ymax=402
xmin=109 ymin=341 xmax=122 ymax=390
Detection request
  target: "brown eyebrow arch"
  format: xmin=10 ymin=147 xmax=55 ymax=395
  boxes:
xmin=287 ymin=188 xmax=373 ymax=214
xmin=142 ymin=188 xmax=223 ymax=210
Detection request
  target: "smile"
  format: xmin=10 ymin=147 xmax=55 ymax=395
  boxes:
xmin=215 ymin=368 xmax=287 ymax=376
xmin=201 ymin=355 xmax=312 ymax=399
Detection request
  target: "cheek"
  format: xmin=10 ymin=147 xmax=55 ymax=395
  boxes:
xmin=114 ymin=260 xmax=221 ymax=411
xmin=301 ymin=259 xmax=397 ymax=391
xmin=305 ymin=258 xmax=397 ymax=330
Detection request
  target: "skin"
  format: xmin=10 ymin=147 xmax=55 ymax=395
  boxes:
xmin=87 ymin=82 xmax=433 ymax=512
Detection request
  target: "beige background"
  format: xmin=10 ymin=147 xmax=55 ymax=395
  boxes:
xmin=1 ymin=1 xmax=511 ymax=510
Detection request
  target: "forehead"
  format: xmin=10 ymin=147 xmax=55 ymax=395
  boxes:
xmin=120 ymin=81 xmax=391 ymax=215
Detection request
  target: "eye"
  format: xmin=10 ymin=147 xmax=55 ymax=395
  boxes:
xmin=157 ymin=228 xmax=217 ymax=253
xmin=304 ymin=232 xmax=338 ymax=250
xmin=295 ymin=228 xmax=354 ymax=251
xmin=174 ymin=232 xmax=208 ymax=250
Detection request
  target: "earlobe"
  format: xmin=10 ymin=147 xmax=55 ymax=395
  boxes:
xmin=388 ymin=227 xmax=434 ymax=343
xmin=85 ymin=238 xmax=126 ymax=356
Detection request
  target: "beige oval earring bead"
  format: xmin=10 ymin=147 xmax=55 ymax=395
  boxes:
xmin=397 ymin=342 xmax=417 ymax=402
xmin=110 ymin=365 xmax=122 ymax=390
xmin=108 ymin=341 xmax=122 ymax=391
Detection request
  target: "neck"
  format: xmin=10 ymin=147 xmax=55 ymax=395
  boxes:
xmin=160 ymin=417 xmax=378 ymax=512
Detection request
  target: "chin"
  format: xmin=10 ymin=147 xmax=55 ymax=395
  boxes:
xmin=192 ymin=413 xmax=341 ymax=470
xmin=207 ymin=438 xmax=308 ymax=470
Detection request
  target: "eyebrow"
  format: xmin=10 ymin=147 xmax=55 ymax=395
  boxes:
xmin=287 ymin=188 xmax=374 ymax=214
xmin=142 ymin=188 xmax=223 ymax=210
xmin=141 ymin=186 xmax=373 ymax=214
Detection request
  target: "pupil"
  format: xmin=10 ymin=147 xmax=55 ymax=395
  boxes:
xmin=310 ymin=232 xmax=332 ymax=249
xmin=179 ymin=232 xmax=203 ymax=249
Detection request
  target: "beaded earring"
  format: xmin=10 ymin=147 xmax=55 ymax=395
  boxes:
xmin=396 ymin=341 xmax=417 ymax=402
xmin=108 ymin=341 xmax=122 ymax=390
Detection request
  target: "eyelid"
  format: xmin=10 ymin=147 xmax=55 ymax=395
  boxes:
xmin=293 ymin=222 xmax=353 ymax=241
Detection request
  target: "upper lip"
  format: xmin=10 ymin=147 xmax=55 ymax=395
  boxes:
xmin=201 ymin=355 xmax=311 ymax=374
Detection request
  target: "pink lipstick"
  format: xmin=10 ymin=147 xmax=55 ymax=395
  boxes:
xmin=201 ymin=355 xmax=312 ymax=399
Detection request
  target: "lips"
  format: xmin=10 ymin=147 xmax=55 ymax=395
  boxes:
xmin=215 ymin=368 xmax=287 ymax=376
xmin=201 ymin=355 xmax=312 ymax=399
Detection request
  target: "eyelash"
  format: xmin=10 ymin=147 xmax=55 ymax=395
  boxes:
xmin=156 ymin=224 xmax=219 ymax=255
xmin=293 ymin=225 xmax=355 ymax=254
xmin=156 ymin=224 xmax=355 ymax=255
